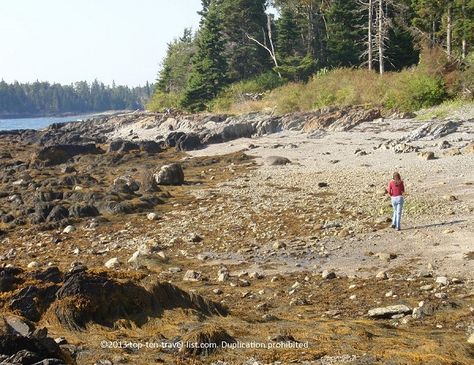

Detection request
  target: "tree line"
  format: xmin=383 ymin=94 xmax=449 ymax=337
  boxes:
xmin=151 ymin=0 xmax=474 ymax=112
xmin=0 ymin=80 xmax=152 ymax=118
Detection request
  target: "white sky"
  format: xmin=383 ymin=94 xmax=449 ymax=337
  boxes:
xmin=0 ymin=0 xmax=202 ymax=86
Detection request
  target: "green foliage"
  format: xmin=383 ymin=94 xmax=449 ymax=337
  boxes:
xmin=274 ymin=54 xmax=318 ymax=82
xmin=213 ymin=66 xmax=450 ymax=114
xmin=218 ymin=0 xmax=271 ymax=81
xmin=276 ymin=7 xmax=301 ymax=60
xmin=384 ymin=72 xmax=447 ymax=111
xmin=146 ymin=91 xmax=181 ymax=112
xmin=180 ymin=3 xmax=228 ymax=112
xmin=156 ymin=28 xmax=195 ymax=94
xmin=211 ymin=71 xmax=284 ymax=112
xmin=0 ymin=80 xmax=149 ymax=117
xmin=325 ymin=0 xmax=364 ymax=67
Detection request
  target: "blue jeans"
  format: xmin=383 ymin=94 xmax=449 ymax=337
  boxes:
xmin=391 ymin=196 xmax=404 ymax=230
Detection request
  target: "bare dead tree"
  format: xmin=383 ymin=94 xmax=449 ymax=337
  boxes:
xmin=246 ymin=13 xmax=281 ymax=78
xmin=446 ymin=2 xmax=452 ymax=60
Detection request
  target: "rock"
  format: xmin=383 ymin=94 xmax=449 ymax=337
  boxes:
xmin=183 ymin=270 xmax=202 ymax=282
xmin=272 ymin=242 xmax=286 ymax=250
xmin=375 ymin=271 xmax=388 ymax=279
xmin=468 ymin=333 xmax=474 ymax=344
xmin=63 ymin=225 xmax=75 ymax=234
xmin=189 ymin=233 xmax=203 ymax=243
xmin=405 ymin=121 xmax=458 ymax=142
xmin=27 ymin=261 xmax=40 ymax=269
xmin=154 ymin=163 xmax=184 ymax=185
xmin=139 ymin=170 xmax=160 ymax=192
xmin=108 ymin=140 xmax=140 ymax=153
xmin=318 ymin=182 xmax=329 ymax=188
xmin=104 ymin=258 xmax=120 ymax=269
xmin=376 ymin=252 xmax=397 ymax=262
xmin=46 ymin=205 xmax=69 ymax=222
xmin=147 ymin=212 xmax=158 ymax=221
xmin=69 ymin=204 xmax=99 ymax=218
xmin=420 ymin=284 xmax=433 ymax=291
xmin=434 ymin=292 xmax=448 ymax=299
xmin=175 ymin=133 xmax=202 ymax=151
xmin=4 ymin=315 xmax=34 ymax=336
xmin=435 ymin=276 xmax=449 ymax=286
xmin=368 ymin=305 xmax=412 ymax=318
xmin=217 ymin=272 xmax=229 ymax=282
xmin=33 ymin=143 xmax=102 ymax=166
xmin=322 ymin=270 xmax=336 ymax=279
xmin=303 ymin=107 xmax=381 ymax=132
xmin=438 ymin=140 xmax=452 ymax=149
xmin=442 ymin=195 xmax=457 ymax=201
xmin=443 ymin=147 xmax=462 ymax=156
xmin=265 ymin=156 xmax=291 ymax=166
xmin=418 ymin=151 xmax=435 ymax=160
xmin=138 ymin=140 xmax=162 ymax=154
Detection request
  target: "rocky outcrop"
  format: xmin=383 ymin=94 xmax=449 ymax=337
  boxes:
xmin=32 ymin=144 xmax=103 ymax=166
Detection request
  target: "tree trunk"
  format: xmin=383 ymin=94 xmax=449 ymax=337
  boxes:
xmin=368 ymin=0 xmax=373 ymax=71
xmin=432 ymin=19 xmax=436 ymax=48
xmin=447 ymin=4 xmax=452 ymax=60
xmin=378 ymin=0 xmax=384 ymax=75
xmin=462 ymin=0 xmax=467 ymax=59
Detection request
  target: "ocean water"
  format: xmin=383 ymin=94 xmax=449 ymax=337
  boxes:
xmin=0 ymin=115 xmax=91 ymax=131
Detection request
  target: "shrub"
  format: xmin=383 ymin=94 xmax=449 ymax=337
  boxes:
xmin=146 ymin=91 xmax=181 ymax=112
xmin=384 ymin=71 xmax=447 ymax=111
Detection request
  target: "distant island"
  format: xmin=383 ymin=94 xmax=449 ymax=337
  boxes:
xmin=0 ymin=80 xmax=152 ymax=119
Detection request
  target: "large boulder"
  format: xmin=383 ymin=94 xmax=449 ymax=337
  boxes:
xmin=33 ymin=144 xmax=102 ymax=166
xmin=176 ymin=133 xmax=202 ymax=151
xmin=107 ymin=140 xmax=140 ymax=153
xmin=69 ymin=204 xmax=99 ymax=218
xmin=154 ymin=164 xmax=184 ymax=185
xmin=138 ymin=140 xmax=162 ymax=154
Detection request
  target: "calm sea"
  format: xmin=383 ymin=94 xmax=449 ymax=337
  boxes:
xmin=0 ymin=115 xmax=92 ymax=131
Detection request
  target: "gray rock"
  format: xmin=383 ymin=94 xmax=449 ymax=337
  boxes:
xmin=154 ymin=163 xmax=184 ymax=185
xmin=183 ymin=270 xmax=202 ymax=281
xmin=265 ymin=156 xmax=291 ymax=166
xmin=368 ymin=305 xmax=412 ymax=318
xmin=322 ymin=270 xmax=336 ymax=280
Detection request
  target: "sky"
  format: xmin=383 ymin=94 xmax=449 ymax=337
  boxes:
xmin=0 ymin=0 xmax=202 ymax=86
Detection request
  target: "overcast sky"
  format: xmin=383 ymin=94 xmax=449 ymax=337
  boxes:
xmin=0 ymin=0 xmax=202 ymax=86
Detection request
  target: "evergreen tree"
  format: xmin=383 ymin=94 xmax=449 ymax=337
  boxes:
xmin=218 ymin=0 xmax=271 ymax=81
xmin=326 ymin=0 xmax=364 ymax=67
xmin=180 ymin=2 xmax=228 ymax=112
xmin=276 ymin=7 xmax=301 ymax=60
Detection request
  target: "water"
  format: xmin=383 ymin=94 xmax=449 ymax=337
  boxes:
xmin=0 ymin=114 xmax=93 ymax=131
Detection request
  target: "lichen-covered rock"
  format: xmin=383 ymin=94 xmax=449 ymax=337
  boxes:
xmin=154 ymin=163 xmax=184 ymax=185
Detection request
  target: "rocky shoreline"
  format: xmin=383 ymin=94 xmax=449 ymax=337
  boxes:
xmin=0 ymin=107 xmax=473 ymax=364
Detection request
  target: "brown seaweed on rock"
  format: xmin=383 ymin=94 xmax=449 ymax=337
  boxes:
xmin=42 ymin=269 xmax=228 ymax=331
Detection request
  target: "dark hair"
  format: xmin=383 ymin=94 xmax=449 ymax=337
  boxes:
xmin=393 ymin=172 xmax=402 ymax=186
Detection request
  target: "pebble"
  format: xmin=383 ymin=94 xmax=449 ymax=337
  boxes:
xmin=322 ymin=270 xmax=336 ymax=279
xmin=27 ymin=261 xmax=39 ymax=269
xmin=147 ymin=212 xmax=158 ymax=221
xmin=105 ymin=257 xmax=120 ymax=269
xmin=63 ymin=225 xmax=75 ymax=234
xmin=376 ymin=271 xmax=388 ymax=279
xmin=183 ymin=270 xmax=202 ymax=281
xmin=435 ymin=276 xmax=449 ymax=286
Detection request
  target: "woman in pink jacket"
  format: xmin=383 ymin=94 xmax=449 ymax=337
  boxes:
xmin=387 ymin=172 xmax=405 ymax=231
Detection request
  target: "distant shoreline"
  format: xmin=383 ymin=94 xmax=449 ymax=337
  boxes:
xmin=0 ymin=109 xmax=138 ymax=120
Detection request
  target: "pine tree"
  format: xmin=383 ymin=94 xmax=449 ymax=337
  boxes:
xmin=180 ymin=3 xmax=228 ymax=112
xmin=326 ymin=0 xmax=364 ymax=67
xmin=276 ymin=7 xmax=301 ymax=60
xmin=218 ymin=0 xmax=271 ymax=81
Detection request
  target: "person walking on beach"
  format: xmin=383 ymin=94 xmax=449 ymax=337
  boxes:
xmin=387 ymin=172 xmax=405 ymax=231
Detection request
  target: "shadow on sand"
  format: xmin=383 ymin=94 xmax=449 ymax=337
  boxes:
xmin=404 ymin=219 xmax=466 ymax=231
